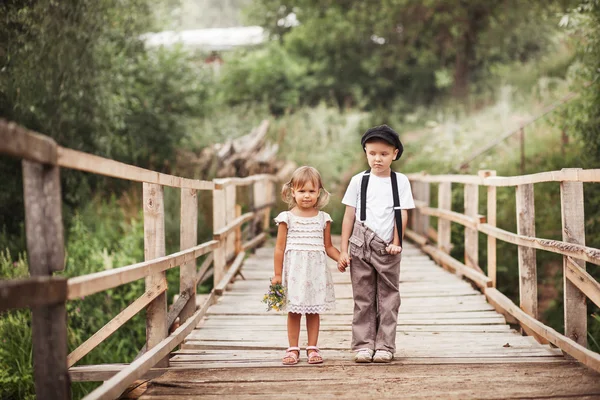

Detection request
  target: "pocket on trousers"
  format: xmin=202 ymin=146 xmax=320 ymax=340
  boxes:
xmin=349 ymin=235 xmax=364 ymax=257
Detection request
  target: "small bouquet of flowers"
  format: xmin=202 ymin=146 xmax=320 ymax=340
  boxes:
xmin=262 ymin=281 xmax=286 ymax=312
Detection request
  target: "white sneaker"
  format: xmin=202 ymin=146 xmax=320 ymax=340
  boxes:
xmin=354 ymin=348 xmax=374 ymax=363
xmin=372 ymin=349 xmax=394 ymax=363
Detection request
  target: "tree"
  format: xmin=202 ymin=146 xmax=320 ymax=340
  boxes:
xmin=243 ymin=0 xmax=576 ymax=105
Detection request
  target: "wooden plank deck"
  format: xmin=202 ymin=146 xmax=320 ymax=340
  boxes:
xmin=139 ymin=240 xmax=600 ymax=399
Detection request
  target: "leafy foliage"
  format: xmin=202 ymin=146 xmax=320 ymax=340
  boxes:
xmin=239 ymin=0 xmax=575 ymax=108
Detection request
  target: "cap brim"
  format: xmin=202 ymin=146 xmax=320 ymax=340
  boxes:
xmin=362 ymin=132 xmax=403 ymax=160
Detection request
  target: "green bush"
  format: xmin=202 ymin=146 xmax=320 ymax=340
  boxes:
xmin=219 ymin=44 xmax=308 ymax=114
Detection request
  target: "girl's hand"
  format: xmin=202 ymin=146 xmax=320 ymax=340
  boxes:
xmin=271 ymin=275 xmax=282 ymax=285
xmin=386 ymin=244 xmax=402 ymax=255
xmin=338 ymin=251 xmax=351 ymax=272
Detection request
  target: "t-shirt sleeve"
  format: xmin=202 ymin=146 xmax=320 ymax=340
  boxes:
xmin=398 ymin=173 xmax=415 ymax=209
xmin=321 ymin=211 xmax=333 ymax=229
xmin=342 ymin=175 xmax=359 ymax=207
xmin=273 ymin=211 xmax=289 ymax=226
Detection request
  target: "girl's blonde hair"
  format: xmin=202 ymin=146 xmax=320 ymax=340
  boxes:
xmin=281 ymin=166 xmax=330 ymax=209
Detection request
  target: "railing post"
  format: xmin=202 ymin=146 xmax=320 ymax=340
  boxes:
xmin=225 ymin=183 xmax=237 ymax=262
xmin=235 ymin=204 xmax=243 ymax=254
xmin=22 ymin=160 xmax=70 ymax=399
xmin=263 ymin=179 xmax=274 ymax=231
xmin=213 ymin=180 xmax=227 ymax=285
xmin=464 ymin=183 xmax=479 ymax=269
xmin=419 ymin=181 xmax=431 ymax=238
xmin=560 ymin=168 xmax=587 ymax=347
xmin=179 ymin=188 xmax=198 ymax=323
xmin=143 ymin=183 xmax=168 ymax=367
xmin=412 ymin=180 xmax=422 ymax=235
xmin=438 ymin=181 xmax=451 ymax=253
xmin=253 ymin=178 xmax=266 ymax=232
xmin=516 ymin=183 xmax=537 ymax=319
xmin=481 ymin=170 xmax=497 ymax=287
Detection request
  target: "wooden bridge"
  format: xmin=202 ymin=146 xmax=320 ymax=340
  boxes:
xmin=1 ymin=120 xmax=600 ymax=399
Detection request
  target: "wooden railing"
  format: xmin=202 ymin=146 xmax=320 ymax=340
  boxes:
xmin=406 ymin=169 xmax=600 ymax=373
xmin=0 ymin=120 xmax=276 ymax=400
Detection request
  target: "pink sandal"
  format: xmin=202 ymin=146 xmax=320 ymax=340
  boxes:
xmin=306 ymin=346 xmax=323 ymax=364
xmin=282 ymin=347 xmax=300 ymax=365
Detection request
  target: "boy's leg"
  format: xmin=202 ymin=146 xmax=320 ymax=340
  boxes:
xmin=350 ymin=255 xmax=377 ymax=350
xmin=373 ymin=253 xmax=401 ymax=353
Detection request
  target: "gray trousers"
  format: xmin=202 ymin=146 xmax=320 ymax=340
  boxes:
xmin=349 ymin=221 xmax=401 ymax=353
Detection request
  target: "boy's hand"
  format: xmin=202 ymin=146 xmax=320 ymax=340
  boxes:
xmin=337 ymin=251 xmax=351 ymax=272
xmin=271 ymin=275 xmax=282 ymax=285
xmin=386 ymin=244 xmax=402 ymax=255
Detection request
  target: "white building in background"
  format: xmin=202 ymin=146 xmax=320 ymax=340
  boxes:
xmin=142 ymin=26 xmax=266 ymax=51
xmin=142 ymin=26 xmax=267 ymax=74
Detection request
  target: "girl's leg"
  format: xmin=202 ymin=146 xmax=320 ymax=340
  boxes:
xmin=306 ymin=313 xmax=323 ymax=363
xmin=285 ymin=312 xmax=302 ymax=362
xmin=306 ymin=313 xmax=320 ymax=347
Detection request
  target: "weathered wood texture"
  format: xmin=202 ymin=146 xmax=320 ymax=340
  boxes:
xmin=463 ymin=184 xmax=480 ymax=271
xmin=180 ymin=188 xmax=198 ymax=323
xmin=22 ymin=160 xmax=70 ymax=399
xmin=136 ymin=239 xmax=600 ymax=399
xmin=143 ymin=183 xmax=169 ymax=368
xmin=212 ymin=182 xmax=227 ymax=285
xmin=516 ymin=183 xmax=537 ymax=319
xmin=560 ymin=169 xmax=587 ymax=348
xmin=480 ymin=170 xmax=497 ymax=287
xmin=0 ymin=277 xmax=67 ymax=312
xmin=68 ymin=283 xmax=166 ymax=367
xmin=437 ymin=182 xmax=451 ymax=253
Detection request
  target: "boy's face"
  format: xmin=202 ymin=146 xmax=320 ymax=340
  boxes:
xmin=364 ymin=140 xmax=398 ymax=175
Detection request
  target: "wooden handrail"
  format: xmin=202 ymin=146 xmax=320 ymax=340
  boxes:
xmin=565 ymin=257 xmax=600 ymax=308
xmin=0 ymin=277 xmax=67 ymax=312
xmin=67 ymin=282 xmax=167 ymax=367
xmin=407 ymin=167 xmax=600 ymax=374
xmin=0 ymin=119 xmax=279 ymax=399
xmin=485 ymin=288 xmax=600 ymax=373
xmin=67 ymin=240 xmax=219 ymax=299
xmin=406 ymin=168 xmax=600 ymax=186
xmin=479 ymin=223 xmax=600 ymax=266
xmin=213 ymin=212 xmax=255 ymax=240
xmin=83 ymin=293 xmax=216 ymax=400
xmin=58 ymin=148 xmax=215 ymax=190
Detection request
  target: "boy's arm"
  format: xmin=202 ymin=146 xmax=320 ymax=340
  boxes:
xmin=272 ymin=223 xmax=288 ymax=284
xmin=324 ymin=222 xmax=340 ymax=261
xmin=388 ymin=209 xmax=408 ymax=254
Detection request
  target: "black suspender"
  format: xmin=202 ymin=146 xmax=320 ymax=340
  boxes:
xmin=359 ymin=169 xmax=403 ymax=247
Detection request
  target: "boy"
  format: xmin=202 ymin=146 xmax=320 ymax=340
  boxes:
xmin=338 ymin=124 xmax=415 ymax=363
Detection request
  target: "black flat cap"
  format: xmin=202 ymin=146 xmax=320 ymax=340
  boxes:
xmin=361 ymin=124 xmax=403 ymax=160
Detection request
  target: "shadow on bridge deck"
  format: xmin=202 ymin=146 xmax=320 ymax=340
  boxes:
xmin=138 ymin=240 xmax=600 ymax=399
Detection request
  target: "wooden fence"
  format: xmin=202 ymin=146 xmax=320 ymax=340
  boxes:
xmin=406 ymin=169 xmax=600 ymax=373
xmin=0 ymin=120 xmax=276 ymax=399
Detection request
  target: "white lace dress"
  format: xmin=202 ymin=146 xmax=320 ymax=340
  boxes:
xmin=274 ymin=211 xmax=336 ymax=314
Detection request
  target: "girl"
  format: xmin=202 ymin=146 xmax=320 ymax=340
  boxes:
xmin=272 ymin=166 xmax=342 ymax=365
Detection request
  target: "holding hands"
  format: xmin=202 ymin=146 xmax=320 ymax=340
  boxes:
xmin=337 ymin=251 xmax=351 ymax=273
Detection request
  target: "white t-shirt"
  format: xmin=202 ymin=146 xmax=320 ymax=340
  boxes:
xmin=342 ymin=171 xmax=415 ymax=243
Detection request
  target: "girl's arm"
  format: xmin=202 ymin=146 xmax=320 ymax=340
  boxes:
xmin=338 ymin=205 xmax=355 ymax=271
xmin=272 ymin=222 xmax=288 ymax=284
xmin=324 ymin=221 xmax=340 ymax=262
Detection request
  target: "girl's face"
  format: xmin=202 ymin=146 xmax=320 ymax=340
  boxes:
xmin=365 ymin=141 xmax=398 ymax=176
xmin=292 ymin=180 xmax=319 ymax=209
